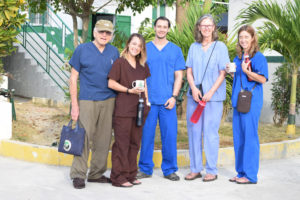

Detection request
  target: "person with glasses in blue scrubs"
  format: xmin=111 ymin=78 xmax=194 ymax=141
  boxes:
xmin=184 ymin=14 xmax=229 ymax=182
xmin=137 ymin=16 xmax=185 ymax=181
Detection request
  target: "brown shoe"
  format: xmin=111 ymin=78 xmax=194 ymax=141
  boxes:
xmin=87 ymin=175 xmax=111 ymax=183
xmin=73 ymin=178 xmax=85 ymax=189
xmin=164 ymin=173 xmax=180 ymax=181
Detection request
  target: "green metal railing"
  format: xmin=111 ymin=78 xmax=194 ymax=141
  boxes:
xmin=28 ymin=3 xmax=80 ymax=56
xmin=17 ymin=22 xmax=69 ymax=94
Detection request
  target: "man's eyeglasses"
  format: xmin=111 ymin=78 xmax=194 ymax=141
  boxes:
xmin=97 ymin=30 xmax=112 ymax=36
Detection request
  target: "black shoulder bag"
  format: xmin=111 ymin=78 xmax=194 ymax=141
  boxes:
xmin=236 ymin=69 xmax=257 ymax=113
xmin=189 ymin=41 xmax=217 ymax=98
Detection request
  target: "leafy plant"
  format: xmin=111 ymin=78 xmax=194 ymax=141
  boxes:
xmin=111 ymin=27 xmax=129 ymax=52
xmin=271 ymin=63 xmax=300 ymax=126
xmin=0 ymin=0 xmax=26 ymax=80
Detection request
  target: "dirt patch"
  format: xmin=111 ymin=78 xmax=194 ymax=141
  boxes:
xmin=11 ymin=98 xmax=300 ymax=149
xmin=12 ymin=98 xmax=69 ymax=146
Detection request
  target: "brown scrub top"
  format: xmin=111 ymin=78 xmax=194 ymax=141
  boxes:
xmin=108 ymin=57 xmax=150 ymax=117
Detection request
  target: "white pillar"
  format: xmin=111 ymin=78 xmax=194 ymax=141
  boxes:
xmin=0 ymin=75 xmax=12 ymax=140
xmin=0 ymin=101 xmax=12 ymax=140
xmin=0 ymin=75 xmax=8 ymax=102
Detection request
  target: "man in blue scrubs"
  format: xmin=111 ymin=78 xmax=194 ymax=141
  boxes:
xmin=137 ymin=16 xmax=185 ymax=181
xmin=69 ymin=20 xmax=119 ymax=189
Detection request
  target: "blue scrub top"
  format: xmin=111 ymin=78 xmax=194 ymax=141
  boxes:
xmin=69 ymin=42 xmax=119 ymax=101
xmin=186 ymin=41 xmax=230 ymax=101
xmin=146 ymin=41 xmax=186 ymax=105
xmin=231 ymin=51 xmax=268 ymax=108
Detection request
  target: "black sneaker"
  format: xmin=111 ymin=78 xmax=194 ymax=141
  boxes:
xmin=136 ymin=171 xmax=152 ymax=179
xmin=73 ymin=178 xmax=85 ymax=189
xmin=164 ymin=173 xmax=180 ymax=181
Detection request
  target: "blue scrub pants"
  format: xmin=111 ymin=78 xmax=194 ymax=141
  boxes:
xmin=232 ymin=106 xmax=261 ymax=183
xmin=138 ymin=104 xmax=178 ymax=176
xmin=186 ymin=97 xmax=223 ymax=175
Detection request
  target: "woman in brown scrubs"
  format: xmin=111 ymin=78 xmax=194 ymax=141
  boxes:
xmin=108 ymin=33 xmax=150 ymax=187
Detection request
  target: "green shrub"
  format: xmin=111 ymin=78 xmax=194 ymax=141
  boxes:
xmin=0 ymin=0 xmax=26 ymax=77
xmin=271 ymin=63 xmax=300 ymax=126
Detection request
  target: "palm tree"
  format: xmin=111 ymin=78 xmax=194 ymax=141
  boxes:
xmin=236 ymin=0 xmax=300 ymax=135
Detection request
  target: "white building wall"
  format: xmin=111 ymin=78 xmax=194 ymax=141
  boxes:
xmin=93 ymin=0 xmax=153 ymax=33
xmin=56 ymin=12 xmax=81 ymax=31
xmin=166 ymin=4 xmax=177 ymax=27
xmin=54 ymin=1 xmax=177 ymax=34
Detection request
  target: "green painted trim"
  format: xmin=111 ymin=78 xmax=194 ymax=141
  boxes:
xmin=160 ymin=4 xmax=166 ymax=17
xmin=87 ymin=15 xmax=92 ymax=42
xmin=26 ymin=25 xmax=75 ymax=54
xmin=19 ymin=22 xmax=69 ymax=94
xmin=266 ymin=56 xmax=284 ymax=63
xmin=152 ymin=6 xmax=157 ymax=26
xmin=116 ymin=15 xmax=131 ymax=37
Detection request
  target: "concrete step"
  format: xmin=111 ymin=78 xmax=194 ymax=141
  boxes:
xmin=3 ymin=43 xmax=68 ymax=102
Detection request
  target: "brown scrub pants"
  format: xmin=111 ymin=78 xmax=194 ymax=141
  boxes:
xmin=110 ymin=117 xmax=143 ymax=186
xmin=70 ymin=98 xmax=115 ymax=180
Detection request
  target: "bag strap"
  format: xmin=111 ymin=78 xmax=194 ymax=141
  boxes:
xmin=67 ymin=120 xmax=73 ymax=127
xmin=239 ymin=67 xmax=257 ymax=92
xmin=199 ymin=41 xmax=218 ymax=85
xmin=75 ymin=122 xmax=81 ymax=132
xmin=67 ymin=120 xmax=81 ymax=132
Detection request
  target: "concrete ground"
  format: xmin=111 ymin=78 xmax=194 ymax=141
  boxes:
xmin=1 ymin=155 xmax=300 ymax=200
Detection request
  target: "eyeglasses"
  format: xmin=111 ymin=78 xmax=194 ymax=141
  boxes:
xmin=97 ymin=30 xmax=112 ymax=36
xmin=199 ymin=25 xmax=214 ymax=29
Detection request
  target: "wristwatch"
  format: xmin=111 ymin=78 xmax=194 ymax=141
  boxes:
xmin=171 ymin=95 xmax=177 ymax=100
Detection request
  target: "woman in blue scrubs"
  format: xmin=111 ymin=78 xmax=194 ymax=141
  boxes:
xmin=227 ymin=25 xmax=268 ymax=184
xmin=185 ymin=14 xmax=229 ymax=182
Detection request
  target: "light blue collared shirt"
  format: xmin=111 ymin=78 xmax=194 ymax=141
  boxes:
xmin=186 ymin=41 xmax=230 ymax=101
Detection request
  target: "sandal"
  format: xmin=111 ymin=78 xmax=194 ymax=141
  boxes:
xmin=203 ymin=174 xmax=218 ymax=182
xmin=236 ymin=177 xmax=257 ymax=184
xmin=184 ymin=172 xmax=202 ymax=181
xmin=229 ymin=176 xmax=239 ymax=182
xmin=131 ymin=179 xmax=142 ymax=185
xmin=120 ymin=181 xmax=133 ymax=187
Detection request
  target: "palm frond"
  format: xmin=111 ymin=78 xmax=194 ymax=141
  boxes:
xmin=235 ymin=0 xmax=300 ymax=68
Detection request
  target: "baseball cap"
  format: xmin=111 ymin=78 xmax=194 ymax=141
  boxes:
xmin=95 ymin=20 xmax=114 ymax=32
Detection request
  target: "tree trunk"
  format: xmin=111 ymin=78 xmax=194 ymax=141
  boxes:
xmin=286 ymin=67 xmax=298 ymax=135
xmin=71 ymin=14 xmax=79 ymax=48
xmin=81 ymin=15 xmax=90 ymax=43
xmin=176 ymin=0 xmax=189 ymax=28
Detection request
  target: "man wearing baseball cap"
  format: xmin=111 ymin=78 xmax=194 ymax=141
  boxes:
xmin=69 ymin=19 xmax=119 ymax=189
